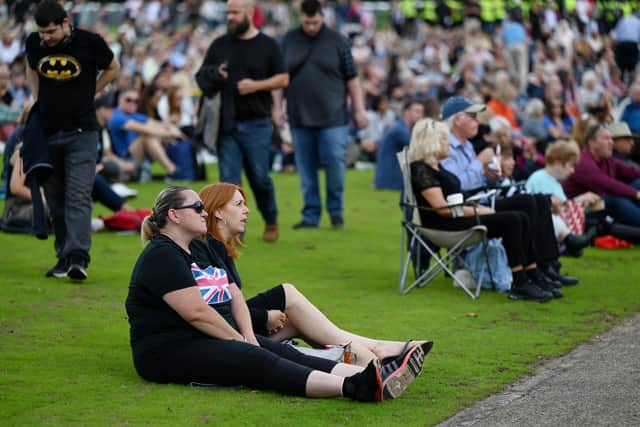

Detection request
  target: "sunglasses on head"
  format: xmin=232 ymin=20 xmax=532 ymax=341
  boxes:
xmin=174 ymin=200 xmax=205 ymax=214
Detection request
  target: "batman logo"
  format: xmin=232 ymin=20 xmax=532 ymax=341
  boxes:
xmin=37 ymin=55 xmax=81 ymax=80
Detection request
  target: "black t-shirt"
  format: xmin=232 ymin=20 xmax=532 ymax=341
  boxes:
xmin=190 ymin=235 xmax=242 ymax=287
xmin=125 ymin=235 xmax=236 ymax=356
xmin=199 ymin=32 xmax=285 ymax=122
xmin=25 ymin=29 xmax=114 ymax=136
xmin=411 ymin=161 xmax=462 ymax=227
xmin=281 ymin=25 xmax=357 ymax=128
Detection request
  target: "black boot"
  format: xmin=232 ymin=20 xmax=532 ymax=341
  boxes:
xmin=564 ymin=226 xmax=598 ymax=253
xmin=608 ymin=223 xmax=640 ymax=244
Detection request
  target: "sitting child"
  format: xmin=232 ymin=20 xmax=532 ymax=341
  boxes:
xmin=525 ymin=140 xmax=600 ymax=255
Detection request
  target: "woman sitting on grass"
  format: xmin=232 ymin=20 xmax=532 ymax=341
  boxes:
xmin=194 ymin=182 xmax=434 ymax=367
xmin=126 ymin=186 xmax=424 ymax=400
xmin=408 ymin=118 xmax=559 ymax=303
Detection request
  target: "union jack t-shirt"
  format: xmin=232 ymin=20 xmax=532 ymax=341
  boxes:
xmin=190 ymin=263 xmax=232 ymax=306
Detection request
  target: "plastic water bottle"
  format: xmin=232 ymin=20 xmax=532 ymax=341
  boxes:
xmin=489 ymin=144 xmax=502 ymax=176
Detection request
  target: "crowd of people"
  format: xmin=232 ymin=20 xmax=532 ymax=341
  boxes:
xmin=1 ymin=0 xmax=640 ymax=400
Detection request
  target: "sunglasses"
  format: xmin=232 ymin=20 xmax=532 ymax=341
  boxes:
xmin=124 ymin=97 xmax=139 ymax=104
xmin=174 ymin=201 xmax=205 ymax=214
xmin=465 ymin=112 xmax=478 ymax=119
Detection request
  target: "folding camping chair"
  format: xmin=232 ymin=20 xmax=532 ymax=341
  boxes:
xmin=396 ymin=147 xmax=488 ymax=298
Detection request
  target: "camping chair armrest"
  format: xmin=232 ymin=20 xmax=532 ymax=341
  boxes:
xmin=399 ymin=200 xmax=482 ymax=213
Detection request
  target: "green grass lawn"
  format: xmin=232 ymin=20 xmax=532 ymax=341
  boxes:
xmin=1 ymin=166 xmax=639 ymax=426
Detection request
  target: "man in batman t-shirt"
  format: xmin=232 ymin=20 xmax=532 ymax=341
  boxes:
xmin=25 ymin=0 xmax=119 ymax=281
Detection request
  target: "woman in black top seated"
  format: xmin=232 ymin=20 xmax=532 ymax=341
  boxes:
xmin=408 ymin=118 xmax=556 ymax=302
xmin=126 ymin=186 xmax=423 ymax=401
xmin=193 ymin=182 xmax=433 ymax=367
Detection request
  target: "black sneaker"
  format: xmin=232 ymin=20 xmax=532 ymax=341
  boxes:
xmin=342 ymin=360 xmax=383 ymax=402
xmin=509 ymin=282 xmax=553 ymax=302
xmin=380 ymin=345 xmax=425 ymax=399
xmin=45 ymin=258 xmax=68 ymax=278
xmin=292 ymin=220 xmax=319 ymax=230
xmin=330 ymin=216 xmax=344 ymax=229
xmin=67 ymin=260 xmax=88 ymax=281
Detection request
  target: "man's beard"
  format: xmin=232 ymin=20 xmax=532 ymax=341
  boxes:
xmin=227 ymin=15 xmax=250 ymax=37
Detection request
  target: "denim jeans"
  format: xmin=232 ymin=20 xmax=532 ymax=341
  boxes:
xmin=44 ymin=129 xmax=98 ymax=264
xmin=291 ymin=126 xmax=348 ymax=224
xmin=604 ymin=178 xmax=640 ymax=227
xmin=218 ymin=117 xmax=277 ymax=225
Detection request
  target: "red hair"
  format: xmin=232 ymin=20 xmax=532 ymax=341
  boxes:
xmin=199 ymin=182 xmax=247 ymax=259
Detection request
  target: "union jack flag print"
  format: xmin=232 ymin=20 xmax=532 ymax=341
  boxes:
xmin=190 ymin=263 xmax=232 ymax=305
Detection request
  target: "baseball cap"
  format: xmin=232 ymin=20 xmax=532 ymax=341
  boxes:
xmin=609 ymin=122 xmax=632 ymax=139
xmin=441 ymin=96 xmax=486 ymax=120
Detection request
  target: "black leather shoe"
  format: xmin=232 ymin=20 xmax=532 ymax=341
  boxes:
xmin=330 ymin=216 xmax=344 ymax=229
xmin=508 ymin=282 xmax=553 ymax=302
xmin=535 ymin=278 xmax=563 ymax=298
xmin=292 ymin=220 xmax=319 ymax=230
xmin=545 ymin=266 xmax=579 ymax=286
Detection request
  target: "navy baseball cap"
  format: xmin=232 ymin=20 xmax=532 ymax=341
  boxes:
xmin=441 ymin=96 xmax=485 ymax=120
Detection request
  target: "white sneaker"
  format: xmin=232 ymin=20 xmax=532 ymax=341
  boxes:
xmin=91 ymin=218 xmax=105 ymax=232
xmin=453 ymin=269 xmax=477 ymax=290
xmin=111 ymin=182 xmax=138 ymax=199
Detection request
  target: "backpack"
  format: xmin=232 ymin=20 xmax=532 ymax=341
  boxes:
xmin=463 ymin=239 xmax=513 ymax=292
xmin=102 ymin=208 xmax=151 ymax=231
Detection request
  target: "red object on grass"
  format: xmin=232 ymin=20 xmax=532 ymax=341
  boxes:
xmin=594 ymin=235 xmax=633 ymax=249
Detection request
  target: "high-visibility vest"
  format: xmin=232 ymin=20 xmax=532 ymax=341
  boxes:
xmin=447 ymin=0 xmax=464 ymax=23
xmin=401 ymin=0 xmax=418 ymax=18
xmin=619 ymin=0 xmax=633 ymax=17
xmin=494 ymin=0 xmax=507 ymax=20
xmin=423 ymin=0 xmax=438 ymax=22
xmin=480 ymin=0 xmax=495 ymax=21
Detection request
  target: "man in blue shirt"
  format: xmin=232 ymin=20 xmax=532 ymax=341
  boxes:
xmin=107 ymin=88 xmax=183 ymax=177
xmin=621 ymin=83 xmax=640 ymax=134
xmin=374 ymin=99 xmax=424 ymax=190
xmin=440 ymin=96 xmax=579 ymax=292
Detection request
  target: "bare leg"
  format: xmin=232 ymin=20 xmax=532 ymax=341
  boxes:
xmin=270 ymin=284 xmax=424 ymax=363
xmin=129 ymin=136 xmax=176 ymax=174
xmin=305 ymin=371 xmax=344 ymax=398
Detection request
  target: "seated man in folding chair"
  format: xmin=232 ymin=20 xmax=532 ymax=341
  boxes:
xmin=440 ymin=97 xmax=578 ymax=288
xmin=408 ymin=118 xmax=561 ymax=302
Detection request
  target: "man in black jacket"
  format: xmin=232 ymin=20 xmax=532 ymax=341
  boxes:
xmin=195 ymin=0 xmax=288 ymax=243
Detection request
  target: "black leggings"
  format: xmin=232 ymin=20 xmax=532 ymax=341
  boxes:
xmin=133 ymin=335 xmax=337 ymax=397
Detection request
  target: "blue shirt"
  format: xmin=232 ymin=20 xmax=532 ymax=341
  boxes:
xmin=615 ymin=15 xmax=640 ymax=42
xmin=440 ymin=133 xmax=486 ymax=191
xmin=503 ymin=20 xmax=526 ymax=46
xmin=107 ymin=108 xmax=149 ymax=157
xmin=374 ymin=120 xmax=411 ymax=190
xmin=621 ymin=101 xmax=640 ymax=134
xmin=525 ymin=169 xmax=567 ymax=201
